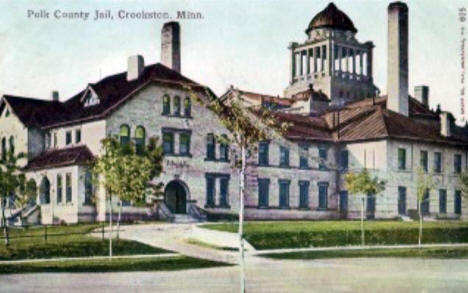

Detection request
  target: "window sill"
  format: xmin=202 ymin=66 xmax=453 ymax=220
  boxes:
xmin=164 ymin=153 xmax=193 ymax=158
xmin=204 ymin=158 xmax=229 ymax=163
xmin=298 ymin=207 xmax=310 ymax=210
xmin=161 ymin=113 xmax=193 ymax=119
xmin=316 ymin=208 xmax=329 ymax=211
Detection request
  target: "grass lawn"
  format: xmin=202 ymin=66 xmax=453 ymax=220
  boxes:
xmin=0 ymin=255 xmax=229 ymax=274
xmin=263 ymin=246 xmax=468 ymax=260
xmin=0 ymin=224 xmax=169 ymax=260
xmin=202 ymin=221 xmax=468 ymax=250
xmin=186 ymin=238 xmax=238 ymax=252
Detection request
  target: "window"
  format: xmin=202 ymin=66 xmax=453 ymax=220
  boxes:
xmin=420 ymin=189 xmax=430 ymax=216
xmin=455 ymin=190 xmax=462 ymax=215
xmin=162 ymin=95 xmax=170 ymax=114
xmin=319 ymin=147 xmax=328 ymax=170
xmin=398 ymin=148 xmax=406 ymax=170
xmin=174 ymin=96 xmax=181 ymax=116
xmin=56 ymin=175 xmax=62 ymax=204
xmin=75 ymin=129 xmax=81 ymax=144
xmin=340 ymin=191 xmax=348 ymax=212
xmin=454 ymin=154 xmax=462 ymax=174
xmin=340 ymin=150 xmax=349 ymax=170
xmin=279 ymin=180 xmax=290 ymax=209
xmin=119 ymin=125 xmax=130 ymax=146
xmin=258 ymin=141 xmax=269 ymax=166
xmin=219 ymin=177 xmax=229 ymax=208
xmin=184 ymin=97 xmax=191 ymax=116
xmin=84 ymin=171 xmax=93 ymax=205
xmin=205 ymin=176 xmax=215 ymax=208
xmin=46 ymin=133 xmax=51 ymax=149
xmin=206 ymin=134 xmax=215 ymax=160
xmin=299 ymin=145 xmax=309 ymax=168
xmin=258 ymin=178 xmax=270 ymax=208
xmin=398 ymin=186 xmax=406 ymax=215
xmin=219 ymin=135 xmax=229 ymax=162
xmin=434 ymin=152 xmax=442 ymax=173
xmin=163 ymin=132 xmax=174 ymax=155
xmin=66 ymin=131 xmax=72 ymax=145
xmin=179 ymin=133 xmax=191 ymax=155
xmin=318 ymin=182 xmax=328 ymax=209
xmin=279 ymin=146 xmax=290 ymax=167
xmin=135 ymin=126 xmax=146 ymax=155
xmin=299 ymin=181 xmax=309 ymax=209
xmin=66 ymin=173 xmax=72 ymax=202
xmin=53 ymin=133 xmax=57 ymax=148
xmin=367 ymin=193 xmax=376 ymax=218
xmin=420 ymin=151 xmax=428 ymax=172
xmin=439 ymin=189 xmax=447 ymax=214
xmin=1 ymin=137 xmax=5 ymax=161
xmin=8 ymin=136 xmax=14 ymax=155
xmin=40 ymin=177 xmax=50 ymax=204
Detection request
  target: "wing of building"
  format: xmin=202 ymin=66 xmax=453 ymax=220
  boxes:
xmin=0 ymin=3 xmax=467 ymax=226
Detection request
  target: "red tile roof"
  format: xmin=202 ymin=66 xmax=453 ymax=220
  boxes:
xmin=25 ymin=146 xmax=94 ymax=171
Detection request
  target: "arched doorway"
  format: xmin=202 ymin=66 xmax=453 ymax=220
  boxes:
xmin=164 ymin=180 xmax=188 ymax=214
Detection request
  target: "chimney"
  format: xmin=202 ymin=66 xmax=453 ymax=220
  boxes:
xmin=161 ymin=22 xmax=181 ymax=73
xmin=414 ymin=85 xmax=429 ymax=107
xmin=440 ymin=112 xmax=451 ymax=137
xmin=387 ymin=2 xmax=409 ymax=116
xmin=50 ymin=91 xmax=59 ymax=102
xmin=127 ymin=55 xmax=144 ymax=81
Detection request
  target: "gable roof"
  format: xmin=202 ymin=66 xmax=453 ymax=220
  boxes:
xmin=25 ymin=145 xmax=94 ymax=171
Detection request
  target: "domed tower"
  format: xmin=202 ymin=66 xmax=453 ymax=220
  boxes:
xmin=284 ymin=3 xmax=377 ymax=107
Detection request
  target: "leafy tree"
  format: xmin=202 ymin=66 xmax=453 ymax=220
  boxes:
xmin=0 ymin=151 xmax=28 ymax=245
xmin=92 ymin=136 xmax=163 ymax=257
xmin=416 ymin=167 xmax=435 ymax=247
xmin=458 ymin=171 xmax=468 ymax=205
xmin=345 ymin=168 xmax=386 ymax=246
xmin=14 ymin=177 xmax=37 ymax=225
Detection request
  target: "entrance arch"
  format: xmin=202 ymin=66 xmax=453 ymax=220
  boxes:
xmin=164 ymin=180 xmax=188 ymax=214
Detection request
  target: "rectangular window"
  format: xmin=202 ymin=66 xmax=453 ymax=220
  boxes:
xmin=206 ymin=134 xmax=215 ymax=160
xmin=46 ymin=133 xmax=51 ymax=149
xmin=420 ymin=150 xmax=428 ymax=172
xmin=163 ymin=132 xmax=174 ymax=155
xmin=398 ymin=186 xmax=406 ymax=215
xmin=66 ymin=131 xmax=72 ymax=145
xmin=340 ymin=191 xmax=348 ymax=212
xmin=434 ymin=152 xmax=442 ymax=173
xmin=319 ymin=148 xmax=328 ymax=170
xmin=66 ymin=173 xmax=72 ymax=203
xmin=299 ymin=145 xmax=309 ymax=168
xmin=205 ymin=176 xmax=215 ymax=208
xmin=219 ymin=177 xmax=229 ymax=208
xmin=179 ymin=133 xmax=191 ymax=155
xmin=56 ymin=175 xmax=62 ymax=204
xmin=258 ymin=141 xmax=269 ymax=166
xmin=75 ymin=129 xmax=81 ymax=144
xmin=53 ymin=133 xmax=57 ymax=147
xmin=454 ymin=154 xmax=462 ymax=174
xmin=455 ymin=190 xmax=462 ymax=215
xmin=398 ymin=148 xmax=406 ymax=170
xmin=279 ymin=180 xmax=290 ymax=208
xmin=299 ymin=181 xmax=309 ymax=209
xmin=318 ymin=182 xmax=328 ymax=209
xmin=279 ymin=146 xmax=290 ymax=167
xmin=367 ymin=193 xmax=376 ymax=218
xmin=340 ymin=150 xmax=349 ymax=170
xmin=219 ymin=142 xmax=229 ymax=162
xmin=439 ymin=189 xmax=447 ymax=214
xmin=258 ymin=179 xmax=270 ymax=208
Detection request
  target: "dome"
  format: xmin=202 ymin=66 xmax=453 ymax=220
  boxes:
xmin=306 ymin=3 xmax=357 ymax=34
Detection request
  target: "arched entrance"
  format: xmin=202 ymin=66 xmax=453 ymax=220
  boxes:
xmin=164 ymin=180 xmax=188 ymax=214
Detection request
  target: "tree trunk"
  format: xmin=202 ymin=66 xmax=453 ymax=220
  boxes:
xmin=418 ymin=200 xmax=423 ymax=248
xmin=360 ymin=196 xmax=365 ymax=246
xmin=117 ymin=200 xmax=122 ymax=240
xmin=238 ymin=145 xmax=246 ymax=293
xmin=109 ymin=195 xmax=113 ymax=259
xmin=2 ymin=198 xmax=9 ymax=246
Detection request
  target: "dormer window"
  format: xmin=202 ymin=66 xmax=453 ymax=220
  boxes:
xmin=82 ymin=87 xmax=100 ymax=107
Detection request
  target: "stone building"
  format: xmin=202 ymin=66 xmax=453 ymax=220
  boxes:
xmin=0 ymin=2 xmax=467 ymax=225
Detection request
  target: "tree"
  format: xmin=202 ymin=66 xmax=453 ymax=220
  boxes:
xmin=0 ymin=150 xmax=27 ymax=245
xmin=14 ymin=177 xmax=37 ymax=225
xmin=416 ymin=167 xmax=435 ymax=247
xmin=345 ymin=168 xmax=386 ymax=246
xmin=458 ymin=171 xmax=468 ymax=204
xmin=92 ymin=136 xmax=163 ymax=257
xmin=186 ymin=86 xmax=289 ymax=293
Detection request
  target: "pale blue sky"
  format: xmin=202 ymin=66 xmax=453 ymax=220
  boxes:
xmin=0 ymin=0 xmax=465 ymax=122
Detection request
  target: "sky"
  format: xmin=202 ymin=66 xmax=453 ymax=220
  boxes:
xmin=0 ymin=0 xmax=466 ymax=123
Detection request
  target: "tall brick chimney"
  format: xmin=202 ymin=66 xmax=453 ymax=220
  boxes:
xmin=161 ymin=22 xmax=181 ymax=73
xmin=127 ymin=55 xmax=144 ymax=81
xmin=387 ymin=2 xmax=409 ymax=116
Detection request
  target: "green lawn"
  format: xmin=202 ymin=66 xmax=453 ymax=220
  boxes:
xmin=202 ymin=221 xmax=468 ymax=250
xmin=0 ymin=224 xmax=169 ymax=260
xmin=263 ymin=246 xmax=468 ymax=260
xmin=0 ymin=256 xmax=229 ymax=274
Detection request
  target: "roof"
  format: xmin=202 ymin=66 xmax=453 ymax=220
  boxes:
xmin=306 ymin=3 xmax=357 ymax=34
xmin=25 ymin=146 xmax=94 ymax=171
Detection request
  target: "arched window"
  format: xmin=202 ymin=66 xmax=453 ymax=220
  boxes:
xmin=135 ymin=126 xmax=146 ymax=155
xmin=9 ymin=136 xmax=14 ymax=155
xmin=219 ymin=134 xmax=229 ymax=162
xmin=40 ymin=177 xmax=50 ymax=205
xmin=206 ymin=134 xmax=215 ymax=160
xmin=162 ymin=95 xmax=170 ymax=115
xmin=120 ymin=124 xmax=130 ymax=145
xmin=174 ymin=96 xmax=181 ymax=116
xmin=1 ymin=137 xmax=6 ymax=161
xmin=184 ymin=97 xmax=191 ymax=117
xmin=84 ymin=171 xmax=93 ymax=205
